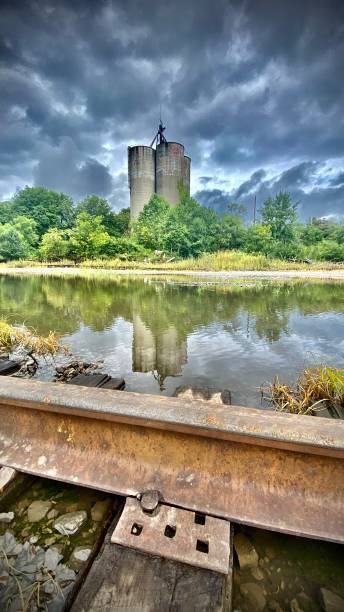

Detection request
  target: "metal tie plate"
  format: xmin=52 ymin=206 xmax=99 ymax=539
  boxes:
xmin=111 ymin=497 xmax=231 ymax=574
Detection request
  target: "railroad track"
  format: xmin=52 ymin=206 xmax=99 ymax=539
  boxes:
xmin=0 ymin=377 xmax=343 ymax=610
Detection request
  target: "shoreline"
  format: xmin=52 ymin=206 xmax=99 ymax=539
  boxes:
xmin=1 ymin=266 xmax=344 ymax=280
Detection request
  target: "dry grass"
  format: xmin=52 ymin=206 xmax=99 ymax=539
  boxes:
xmin=0 ymin=320 xmax=68 ymax=361
xmin=263 ymin=366 xmax=344 ymax=415
xmin=0 ymin=251 xmax=343 ymax=271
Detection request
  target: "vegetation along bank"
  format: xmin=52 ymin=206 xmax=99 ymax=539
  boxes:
xmin=0 ymin=186 xmax=343 ymax=267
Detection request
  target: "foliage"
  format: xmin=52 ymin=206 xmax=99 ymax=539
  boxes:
xmin=0 ymin=225 xmax=30 ymax=261
xmin=263 ymin=366 xmax=344 ymax=415
xmin=11 ymin=187 xmax=74 ymax=237
xmin=39 ymin=229 xmax=69 ymax=261
xmin=260 ymin=192 xmax=298 ymax=242
xmin=12 ymin=216 xmax=38 ymax=247
xmin=132 ymin=195 xmax=170 ymax=250
xmin=0 ymin=186 xmax=343 ymax=265
xmin=305 ymin=239 xmax=344 ymax=262
xmin=110 ymin=207 xmax=131 ymax=236
xmin=0 ymin=201 xmax=15 ymax=224
xmin=244 ymin=223 xmax=272 ymax=255
xmin=68 ymin=212 xmax=111 ymax=260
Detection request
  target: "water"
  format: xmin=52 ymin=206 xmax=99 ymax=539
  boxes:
xmin=1 ymin=273 xmax=343 ymax=406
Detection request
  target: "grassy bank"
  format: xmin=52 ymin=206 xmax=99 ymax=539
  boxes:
xmin=0 ymin=250 xmax=343 ymax=272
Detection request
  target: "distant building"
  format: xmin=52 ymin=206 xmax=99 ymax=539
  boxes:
xmin=128 ymin=121 xmax=191 ymax=219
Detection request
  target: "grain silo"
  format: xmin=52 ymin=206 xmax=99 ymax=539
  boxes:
xmin=156 ymin=142 xmax=185 ymax=205
xmin=128 ymin=122 xmax=191 ymax=219
xmin=128 ymin=146 xmax=155 ymax=220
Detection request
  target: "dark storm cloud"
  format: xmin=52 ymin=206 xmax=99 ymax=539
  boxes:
xmin=0 ymin=0 xmax=343 ymax=216
xmin=196 ymin=163 xmax=344 ymax=220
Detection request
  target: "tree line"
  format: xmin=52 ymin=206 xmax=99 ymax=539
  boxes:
xmin=0 ymin=186 xmax=343 ymax=262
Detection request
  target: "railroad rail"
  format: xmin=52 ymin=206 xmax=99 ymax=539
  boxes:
xmin=0 ymin=377 xmax=343 ymax=545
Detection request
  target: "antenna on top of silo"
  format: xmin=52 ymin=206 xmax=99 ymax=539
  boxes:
xmin=150 ymin=106 xmax=167 ymax=147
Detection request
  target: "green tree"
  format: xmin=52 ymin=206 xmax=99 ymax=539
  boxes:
xmin=0 ymin=225 xmax=29 ymax=260
xmin=12 ymin=216 xmax=38 ymax=247
xmin=307 ymin=239 xmax=344 ymax=262
xmin=132 ymin=195 xmax=170 ymax=250
xmin=75 ymin=196 xmax=116 ymax=233
xmin=12 ymin=187 xmax=75 ymax=238
xmin=111 ymin=208 xmax=130 ymax=236
xmin=260 ymin=192 xmax=298 ymax=242
xmin=217 ymin=213 xmax=246 ymax=250
xmin=163 ymin=194 xmax=221 ymax=257
xmin=245 ymin=223 xmax=273 ymax=255
xmin=0 ymin=201 xmax=14 ymax=224
xmin=68 ymin=212 xmax=111 ymax=260
xmin=39 ymin=229 xmax=69 ymax=261
xmin=300 ymin=222 xmax=323 ymax=246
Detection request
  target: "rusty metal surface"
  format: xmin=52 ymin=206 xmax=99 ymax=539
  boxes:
xmin=0 ymin=378 xmax=343 ymax=543
xmin=111 ymin=498 xmax=231 ymax=574
xmin=0 ymin=377 xmax=343 ymax=456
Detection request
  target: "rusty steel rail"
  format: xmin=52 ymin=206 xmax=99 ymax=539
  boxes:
xmin=0 ymin=378 xmax=343 ymax=543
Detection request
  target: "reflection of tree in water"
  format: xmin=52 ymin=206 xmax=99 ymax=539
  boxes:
xmin=0 ymin=275 xmax=343 ymax=384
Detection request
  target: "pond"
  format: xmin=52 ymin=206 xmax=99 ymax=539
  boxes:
xmin=0 ymin=273 xmax=343 ymax=407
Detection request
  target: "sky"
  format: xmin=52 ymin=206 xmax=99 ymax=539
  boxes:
xmin=1 ymin=0 xmax=343 ymax=221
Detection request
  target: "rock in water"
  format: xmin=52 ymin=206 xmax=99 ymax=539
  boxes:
xmin=91 ymin=499 xmax=111 ymax=522
xmin=234 ymin=533 xmax=259 ymax=569
xmin=290 ymin=599 xmax=304 ymax=612
xmin=240 ymin=582 xmax=266 ymax=611
xmin=320 ymin=588 xmax=344 ymax=612
xmin=53 ymin=511 xmax=87 ymax=536
xmin=27 ymin=500 xmax=52 ymax=522
xmin=44 ymin=547 xmax=63 ymax=572
xmin=0 ymin=512 xmax=14 ymax=523
xmin=69 ymin=546 xmax=92 ymax=570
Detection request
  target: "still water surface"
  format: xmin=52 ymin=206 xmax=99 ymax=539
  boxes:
xmin=1 ymin=273 xmax=343 ymax=407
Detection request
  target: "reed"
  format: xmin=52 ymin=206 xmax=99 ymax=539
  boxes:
xmin=263 ymin=366 xmax=344 ymax=415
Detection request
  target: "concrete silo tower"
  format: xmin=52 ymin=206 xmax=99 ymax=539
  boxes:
xmin=128 ymin=121 xmax=191 ymax=219
xmin=128 ymin=146 xmax=155 ymax=220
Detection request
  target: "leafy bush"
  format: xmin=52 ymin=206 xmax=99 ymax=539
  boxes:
xmin=39 ymin=229 xmax=69 ymax=261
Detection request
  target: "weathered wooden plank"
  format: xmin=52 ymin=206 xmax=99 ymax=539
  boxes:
xmin=101 ymin=378 xmax=125 ymax=391
xmin=71 ymin=518 xmax=233 ymax=612
xmin=67 ymin=373 xmax=111 ymax=387
xmin=0 ymin=359 xmax=21 ymax=375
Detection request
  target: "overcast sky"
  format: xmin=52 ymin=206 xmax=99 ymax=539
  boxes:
xmin=1 ymin=0 xmax=343 ymax=221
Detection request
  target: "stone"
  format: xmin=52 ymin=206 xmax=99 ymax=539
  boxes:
xmin=234 ymin=533 xmax=259 ymax=569
xmin=47 ymin=509 xmax=59 ymax=520
xmin=21 ymin=527 xmax=31 ymax=538
xmin=173 ymin=385 xmax=231 ymax=405
xmin=250 ymin=566 xmax=264 ymax=581
xmin=53 ymin=511 xmax=87 ymax=536
xmin=44 ymin=536 xmax=58 ymax=547
xmin=0 ymin=512 xmax=14 ymax=523
xmin=268 ymin=600 xmax=283 ymax=612
xmin=290 ymin=598 xmax=304 ymax=612
xmin=44 ymin=547 xmax=63 ymax=572
xmin=240 ymin=582 xmax=266 ymax=612
xmin=297 ymin=592 xmax=318 ymax=612
xmin=69 ymin=546 xmax=92 ymax=570
xmin=320 ymin=588 xmax=344 ymax=612
xmin=91 ymin=499 xmax=111 ymax=522
xmin=29 ymin=536 xmax=39 ymax=544
xmin=27 ymin=500 xmax=52 ymax=522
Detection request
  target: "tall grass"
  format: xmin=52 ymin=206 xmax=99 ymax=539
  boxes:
xmin=0 ymin=250 xmax=343 ymax=271
xmin=263 ymin=366 xmax=344 ymax=415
